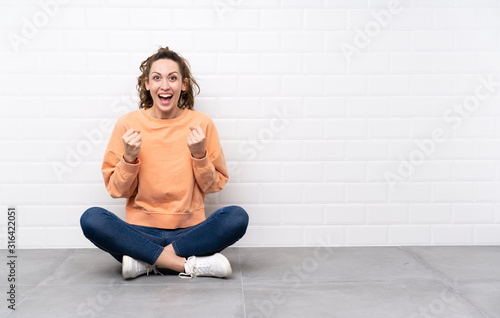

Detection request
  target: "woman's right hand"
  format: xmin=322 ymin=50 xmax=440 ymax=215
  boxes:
xmin=122 ymin=129 xmax=141 ymax=163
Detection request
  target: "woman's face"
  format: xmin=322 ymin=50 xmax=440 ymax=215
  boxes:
xmin=145 ymin=58 xmax=187 ymax=117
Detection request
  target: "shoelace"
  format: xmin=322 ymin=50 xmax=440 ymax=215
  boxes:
xmin=146 ymin=265 xmax=163 ymax=276
xmin=178 ymin=257 xmax=211 ymax=279
xmin=178 ymin=272 xmax=193 ymax=279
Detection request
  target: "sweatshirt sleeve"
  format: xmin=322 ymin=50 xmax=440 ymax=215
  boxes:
xmin=101 ymin=118 xmax=140 ymax=199
xmin=191 ymin=119 xmax=229 ymax=194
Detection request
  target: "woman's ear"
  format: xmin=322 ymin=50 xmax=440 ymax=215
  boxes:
xmin=182 ymin=78 xmax=188 ymax=91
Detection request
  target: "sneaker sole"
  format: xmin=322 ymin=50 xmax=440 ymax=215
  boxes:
xmin=214 ymin=253 xmax=232 ymax=277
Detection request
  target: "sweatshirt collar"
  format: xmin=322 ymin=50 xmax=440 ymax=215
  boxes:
xmin=139 ymin=107 xmax=190 ymax=126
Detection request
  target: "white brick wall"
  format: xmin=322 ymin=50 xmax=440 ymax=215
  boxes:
xmin=1 ymin=0 xmax=500 ymax=248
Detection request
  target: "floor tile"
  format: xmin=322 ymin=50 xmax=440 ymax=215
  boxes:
xmin=403 ymin=246 xmax=500 ymax=283
xmin=454 ymin=281 xmax=500 ymax=318
xmin=0 ymin=249 xmax=75 ymax=286
xmin=0 ymin=285 xmax=36 ymax=318
xmin=240 ymin=247 xmax=436 ymax=284
xmin=243 ymin=281 xmax=487 ymax=318
xmin=6 ymin=284 xmax=244 ymax=318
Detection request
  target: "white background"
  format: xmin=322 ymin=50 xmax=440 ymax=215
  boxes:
xmin=1 ymin=0 xmax=500 ymax=248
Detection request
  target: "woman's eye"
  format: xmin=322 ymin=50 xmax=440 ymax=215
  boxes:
xmin=169 ymin=76 xmax=177 ymax=81
xmin=153 ymin=76 xmax=160 ymax=80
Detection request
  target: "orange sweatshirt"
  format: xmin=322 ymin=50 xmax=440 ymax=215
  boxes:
xmin=102 ymin=108 xmax=228 ymax=229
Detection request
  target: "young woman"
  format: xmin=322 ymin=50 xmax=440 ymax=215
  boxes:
xmin=80 ymin=47 xmax=249 ymax=279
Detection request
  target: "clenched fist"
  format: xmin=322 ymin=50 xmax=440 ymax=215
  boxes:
xmin=122 ymin=128 xmax=141 ymax=163
xmin=187 ymin=126 xmax=206 ymax=159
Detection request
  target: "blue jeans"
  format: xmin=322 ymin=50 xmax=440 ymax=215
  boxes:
xmin=80 ymin=206 xmax=249 ymax=265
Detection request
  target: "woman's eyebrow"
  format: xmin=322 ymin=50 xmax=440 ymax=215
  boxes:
xmin=151 ymin=71 xmax=179 ymax=76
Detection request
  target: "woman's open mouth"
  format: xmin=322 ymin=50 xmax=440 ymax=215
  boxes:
xmin=158 ymin=93 xmax=173 ymax=105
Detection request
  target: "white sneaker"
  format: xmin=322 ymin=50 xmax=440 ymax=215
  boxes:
xmin=179 ymin=253 xmax=232 ymax=278
xmin=122 ymin=255 xmax=161 ymax=279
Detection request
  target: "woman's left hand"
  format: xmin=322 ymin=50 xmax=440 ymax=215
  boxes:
xmin=187 ymin=126 xmax=207 ymax=159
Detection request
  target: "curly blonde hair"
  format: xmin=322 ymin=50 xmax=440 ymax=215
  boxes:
xmin=137 ymin=46 xmax=200 ymax=110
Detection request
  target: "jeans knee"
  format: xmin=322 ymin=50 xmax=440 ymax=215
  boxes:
xmin=229 ymin=205 xmax=249 ymax=236
xmin=80 ymin=207 xmax=106 ymax=234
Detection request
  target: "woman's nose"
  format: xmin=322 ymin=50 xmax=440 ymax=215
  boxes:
xmin=161 ymin=78 xmax=170 ymax=89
